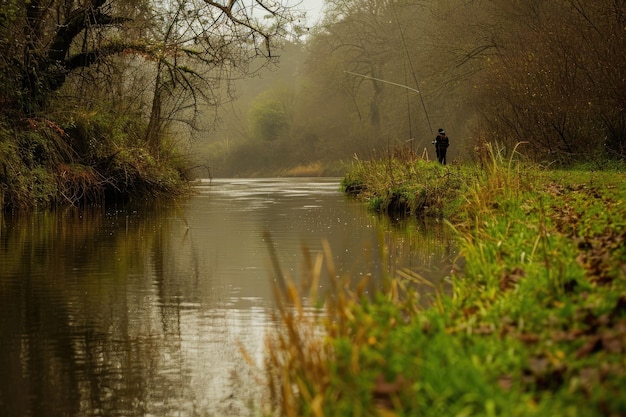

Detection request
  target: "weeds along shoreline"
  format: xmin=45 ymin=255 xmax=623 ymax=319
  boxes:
xmin=263 ymin=148 xmax=626 ymax=416
xmin=0 ymin=115 xmax=193 ymax=210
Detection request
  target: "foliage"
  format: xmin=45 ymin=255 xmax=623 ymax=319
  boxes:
xmin=0 ymin=112 xmax=190 ymax=209
xmin=0 ymin=0 xmax=305 ymax=206
xmin=202 ymin=0 xmax=485 ymax=176
xmin=341 ymin=150 xmax=471 ymax=218
xmin=205 ymin=0 xmax=625 ymax=176
xmin=249 ymin=89 xmax=293 ymax=142
xmin=473 ymin=0 xmax=626 ymax=162
xmin=265 ymin=152 xmax=626 ymax=416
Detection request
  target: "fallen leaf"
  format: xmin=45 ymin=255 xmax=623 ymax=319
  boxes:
xmin=498 ymin=374 xmax=513 ymax=391
xmin=519 ymin=333 xmax=540 ymax=344
xmin=575 ymin=336 xmax=602 ymax=359
xmin=373 ymin=373 xmax=407 ymax=411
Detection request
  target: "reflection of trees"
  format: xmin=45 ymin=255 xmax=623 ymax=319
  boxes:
xmin=373 ymin=216 xmax=457 ymax=304
xmin=0 ymin=273 xmax=81 ymax=417
xmin=0 ymin=205 xmax=191 ymax=416
xmin=0 ymin=184 xmax=458 ymax=415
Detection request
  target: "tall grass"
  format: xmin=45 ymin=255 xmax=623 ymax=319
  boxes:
xmin=0 ymin=112 xmax=191 ymax=209
xmin=264 ymin=240 xmax=347 ymax=417
xmin=341 ymin=151 xmax=470 ymax=218
xmin=263 ymin=146 xmax=626 ymax=416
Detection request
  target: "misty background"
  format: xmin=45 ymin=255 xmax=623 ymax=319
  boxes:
xmin=187 ymin=0 xmax=626 ymax=178
xmin=7 ymin=0 xmax=619 ymax=184
xmin=187 ymin=0 xmax=474 ymax=178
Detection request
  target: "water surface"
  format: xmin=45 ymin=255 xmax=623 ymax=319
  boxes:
xmin=0 ymin=178 xmax=456 ymax=416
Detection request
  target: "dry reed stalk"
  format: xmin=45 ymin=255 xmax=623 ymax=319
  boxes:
xmin=264 ymin=234 xmax=365 ymax=416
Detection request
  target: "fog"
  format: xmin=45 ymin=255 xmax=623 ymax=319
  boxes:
xmin=188 ymin=0 xmax=626 ymax=177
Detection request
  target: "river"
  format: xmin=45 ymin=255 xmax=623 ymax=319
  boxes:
xmin=0 ymin=178 xmax=456 ymax=416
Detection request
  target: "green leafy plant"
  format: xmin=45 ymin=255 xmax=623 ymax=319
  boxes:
xmin=264 ymin=152 xmax=626 ymax=416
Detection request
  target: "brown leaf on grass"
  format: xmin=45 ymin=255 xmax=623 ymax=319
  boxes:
xmin=519 ymin=333 xmax=540 ymax=344
xmin=601 ymin=331 xmax=625 ymax=354
xmin=374 ymin=374 xmax=406 ymax=395
xmin=545 ymin=183 xmax=565 ymax=196
xmin=577 ymin=230 xmax=626 ymax=285
xmin=575 ymin=336 xmax=603 ymax=359
xmin=578 ymin=367 xmax=601 ymax=396
xmin=373 ymin=374 xmax=407 ymax=410
xmin=600 ymin=321 xmax=626 ymax=354
xmin=615 ymin=319 xmax=626 ymax=333
xmin=474 ymin=323 xmax=495 ymax=335
xmin=524 ymin=356 xmax=566 ymax=390
xmin=498 ymin=374 xmax=513 ymax=391
xmin=462 ymin=306 xmax=479 ymax=318
xmin=571 ymin=315 xmax=626 ymax=358
xmin=575 ymin=307 xmax=608 ymax=333
xmin=550 ymin=203 xmax=580 ymax=235
xmin=551 ymin=329 xmax=585 ymax=342
xmin=498 ymin=324 xmax=516 ymax=338
xmin=500 ymin=266 xmax=525 ymax=291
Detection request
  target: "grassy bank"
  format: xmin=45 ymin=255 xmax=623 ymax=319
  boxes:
xmin=264 ymin=147 xmax=626 ymax=416
xmin=0 ymin=113 xmax=190 ymax=209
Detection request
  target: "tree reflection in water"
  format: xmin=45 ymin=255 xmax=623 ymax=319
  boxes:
xmin=0 ymin=179 xmax=457 ymax=416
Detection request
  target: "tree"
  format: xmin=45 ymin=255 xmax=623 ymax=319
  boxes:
xmin=249 ymin=88 xmax=293 ymax=142
xmin=472 ymin=0 xmax=626 ymax=162
xmin=1 ymin=0 xmax=302 ymax=138
xmin=297 ymin=0 xmax=487 ymax=158
xmin=140 ymin=0 xmax=304 ymax=150
xmin=0 ymin=0 xmax=303 ymax=207
xmin=2 ymin=0 xmax=135 ymax=113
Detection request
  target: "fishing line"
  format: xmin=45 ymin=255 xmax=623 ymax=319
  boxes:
xmin=405 ymin=63 xmax=414 ymax=151
xmin=391 ymin=3 xmax=434 ymax=138
xmin=344 ymin=71 xmax=420 ymax=93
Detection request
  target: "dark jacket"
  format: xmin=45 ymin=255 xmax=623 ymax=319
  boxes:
xmin=435 ymin=134 xmax=449 ymax=150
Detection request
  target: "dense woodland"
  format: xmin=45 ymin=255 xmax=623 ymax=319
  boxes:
xmin=206 ymin=0 xmax=626 ymax=176
xmin=0 ymin=0 xmax=303 ymax=207
xmin=1 ymin=0 xmax=625 ymax=204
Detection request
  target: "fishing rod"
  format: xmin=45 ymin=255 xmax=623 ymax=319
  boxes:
xmin=342 ymin=5 xmax=435 ymax=140
xmin=344 ymin=70 xmax=421 ymax=95
xmin=405 ymin=63 xmax=414 ymax=151
xmin=344 ymin=70 xmax=433 ymax=137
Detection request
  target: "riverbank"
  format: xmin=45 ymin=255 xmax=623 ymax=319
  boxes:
xmin=0 ymin=115 xmax=190 ymax=209
xmin=265 ymin=148 xmax=626 ymax=416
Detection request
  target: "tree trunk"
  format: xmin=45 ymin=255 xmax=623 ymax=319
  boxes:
xmin=145 ymin=60 xmax=164 ymax=152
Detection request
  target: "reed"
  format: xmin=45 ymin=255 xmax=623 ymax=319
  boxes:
xmin=280 ymin=162 xmax=326 ymax=177
xmin=263 ymin=240 xmax=348 ymax=417
xmin=263 ymin=150 xmax=626 ymax=416
xmin=341 ymin=152 xmax=468 ymax=218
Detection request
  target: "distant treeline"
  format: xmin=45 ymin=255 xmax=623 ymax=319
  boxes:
xmin=0 ymin=0 xmax=298 ymax=207
xmin=201 ymin=0 xmax=625 ymax=176
xmin=1 ymin=1 xmax=623 ymax=204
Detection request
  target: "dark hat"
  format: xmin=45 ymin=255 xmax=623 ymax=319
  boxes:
xmin=438 ymin=128 xmax=444 ymax=133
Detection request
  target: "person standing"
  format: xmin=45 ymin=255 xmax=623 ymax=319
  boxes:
xmin=433 ymin=128 xmax=449 ymax=165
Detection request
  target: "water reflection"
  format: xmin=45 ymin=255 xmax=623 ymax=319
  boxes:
xmin=0 ymin=178 xmax=457 ymax=416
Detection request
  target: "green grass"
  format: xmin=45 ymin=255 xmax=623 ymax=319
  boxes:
xmin=341 ymin=154 xmax=472 ymax=219
xmin=264 ymin=148 xmax=626 ymax=416
xmin=0 ymin=113 xmax=191 ymax=208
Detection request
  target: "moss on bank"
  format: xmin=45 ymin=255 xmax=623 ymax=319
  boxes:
xmin=0 ymin=113 xmax=190 ymax=209
xmin=341 ymin=156 xmax=471 ymax=219
xmin=265 ymin=150 xmax=626 ymax=416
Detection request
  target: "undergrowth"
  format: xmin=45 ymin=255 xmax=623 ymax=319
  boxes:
xmin=263 ymin=145 xmax=626 ymax=416
xmin=341 ymin=150 xmax=472 ymax=219
xmin=0 ymin=111 xmax=190 ymax=209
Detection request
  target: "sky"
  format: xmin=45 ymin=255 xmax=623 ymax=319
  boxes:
xmin=293 ymin=0 xmax=326 ymax=25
